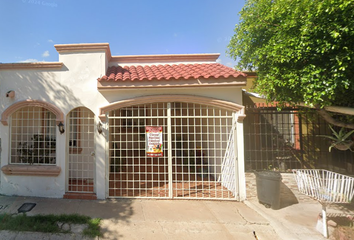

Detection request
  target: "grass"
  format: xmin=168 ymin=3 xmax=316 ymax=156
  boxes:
xmin=0 ymin=213 xmax=101 ymax=237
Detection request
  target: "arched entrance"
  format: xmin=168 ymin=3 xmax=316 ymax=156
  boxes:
xmin=65 ymin=107 xmax=96 ymax=197
xmin=106 ymin=97 xmax=243 ymax=200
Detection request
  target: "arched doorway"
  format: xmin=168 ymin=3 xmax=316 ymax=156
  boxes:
xmin=65 ymin=107 xmax=96 ymax=197
xmin=107 ymin=101 xmax=239 ymax=200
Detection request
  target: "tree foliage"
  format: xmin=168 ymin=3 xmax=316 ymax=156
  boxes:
xmin=228 ymin=0 xmax=354 ymax=109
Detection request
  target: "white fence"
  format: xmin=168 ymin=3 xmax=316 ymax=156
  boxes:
xmin=293 ymin=169 xmax=354 ymax=238
xmin=293 ymin=169 xmax=354 ymax=203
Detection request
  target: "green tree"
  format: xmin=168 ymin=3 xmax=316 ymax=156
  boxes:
xmin=228 ymin=0 xmax=354 ymax=128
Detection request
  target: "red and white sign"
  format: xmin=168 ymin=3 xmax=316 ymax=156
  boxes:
xmin=146 ymin=126 xmax=163 ymax=157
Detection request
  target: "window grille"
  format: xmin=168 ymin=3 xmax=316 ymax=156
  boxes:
xmin=10 ymin=106 xmax=56 ymax=165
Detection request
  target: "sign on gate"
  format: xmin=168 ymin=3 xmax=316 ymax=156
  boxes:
xmin=146 ymin=126 xmax=163 ymax=157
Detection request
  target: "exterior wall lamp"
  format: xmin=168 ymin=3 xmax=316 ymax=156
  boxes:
xmin=97 ymin=121 xmax=103 ymax=134
xmin=58 ymin=122 xmax=65 ymax=134
xmin=6 ymin=90 xmax=15 ymax=98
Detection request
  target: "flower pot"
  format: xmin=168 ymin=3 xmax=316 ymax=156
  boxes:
xmin=334 ymin=141 xmax=353 ymax=151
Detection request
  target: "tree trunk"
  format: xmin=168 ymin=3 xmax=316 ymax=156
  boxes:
xmin=317 ymin=108 xmax=354 ymax=130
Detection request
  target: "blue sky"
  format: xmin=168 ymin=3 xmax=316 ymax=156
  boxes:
xmin=0 ymin=0 xmax=245 ymax=67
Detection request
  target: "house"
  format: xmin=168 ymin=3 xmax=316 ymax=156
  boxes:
xmin=0 ymin=43 xmax=248 ymax=200
xmin=242 ymin=75 xmax=354 ymax=174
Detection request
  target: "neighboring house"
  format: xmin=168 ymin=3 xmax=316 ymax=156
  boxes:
xmin=0 ymin=43 xmax=248 ymax=200
xmin=242 ymin=77 xmax=354 ymax=174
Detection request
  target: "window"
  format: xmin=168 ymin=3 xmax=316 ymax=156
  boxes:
xmin=10 ymin=106 xmax=56 ymax=165
xmin=262 ymin=111 xmax=297 ymax=149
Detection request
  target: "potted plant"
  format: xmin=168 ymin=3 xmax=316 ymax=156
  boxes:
xmin=319 ymin=125 xmax=354 ymax=152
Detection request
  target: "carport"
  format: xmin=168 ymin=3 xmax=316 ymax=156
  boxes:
xmin=97 ymin=56 xmax=247 ymax=200
xmin=99 ymin=95 xmax=246 ymax=200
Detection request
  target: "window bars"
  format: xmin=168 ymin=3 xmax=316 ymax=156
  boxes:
xmin=11 ymin=106 xmax=56 ymax=165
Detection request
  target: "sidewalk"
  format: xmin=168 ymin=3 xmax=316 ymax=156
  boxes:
xmin=246 ymin=199 xmax=324 ymax=240
xmin=0 ymin=195 xmax=277 ymax=240
xmin=246 ymin=197 xmax=354 ymax=240
xmin=0 ymin=195 xmax=350 ymax=240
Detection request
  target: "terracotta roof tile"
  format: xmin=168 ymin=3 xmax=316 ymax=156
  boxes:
xmin=98 ymin=63 xmax=245 ymax=82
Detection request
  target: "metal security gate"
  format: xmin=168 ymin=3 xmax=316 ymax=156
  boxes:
xmin=66 ymin=107 xmax=96 ymax=194
xmin=108 ymin=102 xmax=237 ymax=199
xmin=109 ymin=103 xmax=169 ymax=198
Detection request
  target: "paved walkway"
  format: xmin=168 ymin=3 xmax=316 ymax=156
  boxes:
xmin=1 ymin=195 xmax=351 ymax=239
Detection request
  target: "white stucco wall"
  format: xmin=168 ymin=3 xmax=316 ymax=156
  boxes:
xmin=0 ymin=69 xmax=66 ymax=197
xmin=100 ymin=87 xmax=243 ymax=107
xmin=57 ymin=51 xmax=108 ymax=115
xmin=0 ymin=50 xmax=110 ymax=198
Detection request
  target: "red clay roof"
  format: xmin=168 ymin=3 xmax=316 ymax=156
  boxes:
xmin=98 ymin=63 xmax=245 ymax=82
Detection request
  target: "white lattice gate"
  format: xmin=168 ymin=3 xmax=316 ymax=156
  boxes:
xmin=108 ymin=102 xmax=237 ymax=199
xmin=66 ymin=107 xmax=96 ymax=194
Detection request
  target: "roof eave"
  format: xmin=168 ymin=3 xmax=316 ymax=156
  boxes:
xmin=0 ymin=62 xmax=63 ymax=70
xmin=97 ymin=79 xmax=247 ymax=91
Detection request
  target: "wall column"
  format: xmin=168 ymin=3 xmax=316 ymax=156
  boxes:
xmin=236 ymin=113 xmax=246 ymax=201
